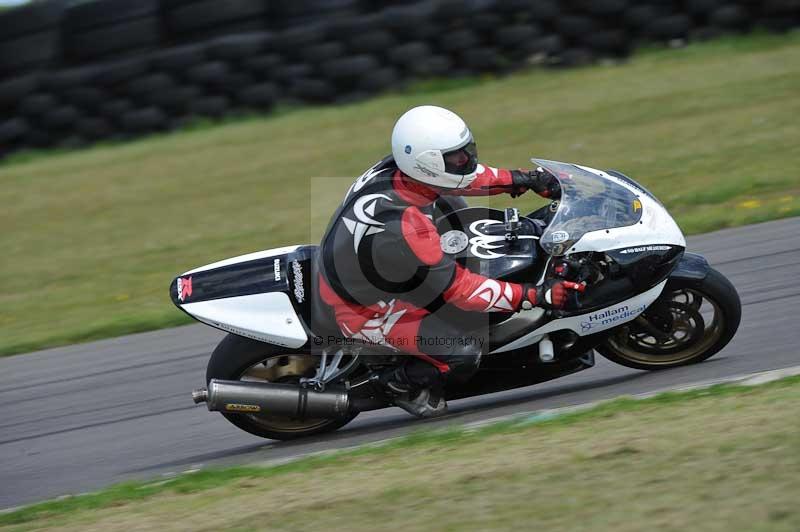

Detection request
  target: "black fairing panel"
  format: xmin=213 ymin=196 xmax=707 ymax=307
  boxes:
xmin=435 ymin=207 xmax=542 ymax=284
xmin=668 ymin=252 xmax=710 ymax=281
xmin=169 ymin=245 xmax=319 ymax=333
xmin=576 ymin=245 xmax=683 ymax=313
xmin=169 ymin=255 xmax=289 ymax=307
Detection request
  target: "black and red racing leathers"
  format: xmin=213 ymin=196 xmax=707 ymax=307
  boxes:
xmin=317 ymin=155 xmax=543 ymax=381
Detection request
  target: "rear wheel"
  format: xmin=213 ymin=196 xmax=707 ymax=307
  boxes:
xmin=206 ymin=334 xmax=358 ymax=440
xmin=597 ymin=268 xmax=741 ymax=370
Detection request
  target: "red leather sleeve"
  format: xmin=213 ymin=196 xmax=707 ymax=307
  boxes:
xmin=450 ymin=164 xmax=518 ymax=196
xmin=442 ymin=263 xmax=524 ymax=312
xmin=401 ymin=206 xmax=443 ymax=266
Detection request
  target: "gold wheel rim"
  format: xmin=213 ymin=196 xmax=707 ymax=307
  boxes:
xmin=606 ymin=288 xmax=725 ymax=366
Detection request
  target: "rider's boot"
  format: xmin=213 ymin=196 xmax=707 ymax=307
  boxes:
xmin=380 ymin=365 xmax=448 ymax=418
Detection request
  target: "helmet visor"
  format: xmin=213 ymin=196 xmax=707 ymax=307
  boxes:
xmin=443 ymin=141 xmax=478 ymax=176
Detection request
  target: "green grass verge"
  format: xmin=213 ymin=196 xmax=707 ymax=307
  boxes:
xmin=3 ymin=374 xmax=799 ymax=531
xmin=2 ymin=31 xmax=800 ymax=357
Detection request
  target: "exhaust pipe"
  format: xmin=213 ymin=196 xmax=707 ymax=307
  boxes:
xmin=193 ymin=379 xmax=350 ymax=419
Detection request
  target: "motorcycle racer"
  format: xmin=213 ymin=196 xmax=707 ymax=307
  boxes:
xmin=317 ymin=105 xmax=584 ymax=417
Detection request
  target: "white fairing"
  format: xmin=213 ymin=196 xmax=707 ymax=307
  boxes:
xmin=182 ymin=292 xmax=307 ymax=349
xmin=177 ymin=244 xmax=308 ymax=348
xmin=184 ymin=245 xmax=300 ymax=274
xmin=568 ymin=165 xmax=685 ymax=253
xmin=491 ymin=280 xmax=667 ymax=354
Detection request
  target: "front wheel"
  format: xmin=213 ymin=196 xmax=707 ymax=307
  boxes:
xmin=206 ymin=334 xmax=359 ymax=440
xmin=597 ymin=268 xmax=741 ymax=370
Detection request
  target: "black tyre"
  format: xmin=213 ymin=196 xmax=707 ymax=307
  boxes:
xmin=24 ymin=127 xmax=55 ymax=148
xmin=42 ymin=106 xmax=80 ymax=129
xmin=625 ymin=5 xmax=666 ymax=31
xmin=380 ymin=3 xmax=437 ymax=39
xmin=411 ymin=54 xmax=453 ymax=77
xmin=43 ymin=66 xmax=101 ymax=91
xmin=529 ymin=0 xmax=560 ymax=21
xmin=0 ymin=30 xmax=60 ymax=75
xmin=0 ymin=74 xmax=40 ymax=110
xmin=145 ymin=85 xmax=203 ymax=111
xmin=207 ymin=33 xmax=273 ymax=61
xmin=347 ymin=30 xmax=396 ymax=54
xmin=165 ymin=0 xmax=268 ymax=38
xmin=121 ymin=107 xmax=166 ymax=132
xmin=0 ymin=118 xmax=29 ymax=143
xmin=273 ymin=63 xmax=315 ymax=84
xmin=556 ymin=16 xmax=597 ymax=39
xmin=186 ymin=61 xmax=231 ymax=85
xmin=437 ymin=29 xmax=478 ymax=53
xmin=64 ymin=16 xmax=162 ymax=62
xmin=153 ymin=43 xmax=208 ymax=72
xmin=300 ymin=41 xmax=346 ymax=64
xmin=236 ymin=82 xmax=278 ymax=109
xmin=0 ymin=1 xmax=63 ymax=40
xmin=99 ymin=98 xmax=134 ymax=119
xmin=470 ymin=12 xmax=504 ymax=32
xmin=94 ymin=57 xmax=152 ymax=87
xmin=578 ymin=0 xmax=628 ymax=15
xmin=291 ymin=78 xmax=336 ymax=103
xmin=125 ymin=73 xmax=176 ymax=98
xmin=19 ymin=93 xmax=58 ymax=116
xmin=321 ymin=55 xmax=379 ymax=81
xmin=387 ymin=42 xmax=432 ymax=67
xmin=762 ymin=0 xmax=800 ymax=14
xmin=206 ymin=334 xmax=358 ymax=440
xmin=461 ymin=47 xmax=503 ymax=71
xmin=686 ymin=0 xmax=723 ymax=17
xmin=242 ymin=53 xmax=283 ymax=80
xmin=188 ymin=95 xmax=230 ymax=117
xmin=645 ymin=15 xmax=691 ymax=40
xmin=63 ymin=87 xmax=109 ymax=110
xmin=533 ymin=34 xmax=565 ymax=56
xmin=76 ymin=117 xmax=114 ymax=140
xmin=709 ymin=6 xmax=749 ymax=31
xmin=597 ymin=268 xmax=741 ymax=370
xmin=63 ymin=0 xmax=159 ymax=33
xmin=584 ymin=30 xmax=630 ymax=55
xmin=358 ymin=66 xmax=398 ymax=92
xmin=494 ymin=24 xmax=538 ymax=49
xmin=273 ymin=23 xmax=329 ymax=56
xmin=328 ymin=13 xmax=382 ymax=36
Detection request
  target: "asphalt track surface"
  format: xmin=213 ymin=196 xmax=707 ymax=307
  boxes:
xmin=2 ymin=217 xmax=798 ymax=510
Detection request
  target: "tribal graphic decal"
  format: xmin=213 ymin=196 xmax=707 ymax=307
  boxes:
xmin=345 ymin=162 xmax=385 ymax=201
xmin=340 ymin=299 xmax=406 ymax=349
xmin=342 ymin=193 xmax=393 ymax=251
xmin=467 ymin=220 xmax=538 ymax=259
xmin=467 ymin=279 xmax=515 ymax=312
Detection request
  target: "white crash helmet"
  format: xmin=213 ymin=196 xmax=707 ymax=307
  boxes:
xmin=391 ymin=105 xmax=478 ymax=189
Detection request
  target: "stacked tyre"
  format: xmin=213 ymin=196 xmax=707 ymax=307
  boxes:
xmin=162 ymin=0 xmax=269 ymax=43
xmin=1 ymin=0 xmax=800 ymax=159
xmin=62 ymin=0 xmax=163 ymax=64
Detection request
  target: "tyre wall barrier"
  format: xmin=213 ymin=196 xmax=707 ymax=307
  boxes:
xmin=0 ymin=0 xmax=798 ymax=158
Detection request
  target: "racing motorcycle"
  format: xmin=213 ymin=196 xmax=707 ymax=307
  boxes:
xmin=172 ymin=159 xmax=741 ymax=440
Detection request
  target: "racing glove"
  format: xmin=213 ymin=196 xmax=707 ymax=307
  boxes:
xmin=519 ymin=279 xmax=585 ymax=311
xmin=511 ymin=167 xmax=561 ymax=199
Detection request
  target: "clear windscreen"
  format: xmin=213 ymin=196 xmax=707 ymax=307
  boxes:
xmin=534 ymin=159 xmax=643 ymax=256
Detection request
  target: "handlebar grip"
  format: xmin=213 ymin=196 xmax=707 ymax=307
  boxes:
xmin=563 ymin=281 xmax=586 ymax=293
